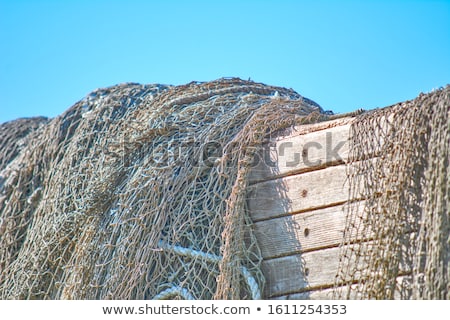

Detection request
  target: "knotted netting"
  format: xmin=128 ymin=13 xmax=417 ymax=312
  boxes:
xmin=334 ymin=86 xmax=449 ymax=299
xmin=0 ymin=78 xmax=325 ymax=299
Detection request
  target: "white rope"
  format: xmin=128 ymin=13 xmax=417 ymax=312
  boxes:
xmin=158 ymin=240 xmax=222 ymax=263
xmin=153 ymin=286 xmax=196 ymax=300
xmin=154 ymin=240 xmax=261 ymax=300
xmin=240 ymin=265 xmax=261 ymax=300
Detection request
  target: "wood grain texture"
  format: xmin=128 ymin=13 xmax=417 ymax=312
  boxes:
xmin=273 ymin=276 xmax=413 ymax=300
xmin=262 ymin=243 xmax=412 ymax=298
xmin=249 ymin=122 xmax=352 ymax=183
xmin=254 ymin=202 xmax=367 ymax=259
xmin=248 ymin=164 xmax=351 ymax=221
xmin=273 ymin=117 xmax=355 ymax=140
xmin=262 ymin=245 xmax=345 ymax=298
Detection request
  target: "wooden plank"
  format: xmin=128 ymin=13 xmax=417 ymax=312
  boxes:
xmin=262 ymin=246 xmax=345 ymax=298
xmin=254 ymin=202 xmax=367 ymax=259
xmin=262 ymin=244 xmax=412 ymax=298
xmin=272 ymin=287 xmax=344 ymax=300
xmin=248 ymin=164 xmax=353 ymax=221
xmin=273 ymin=276 xmax=412 ymax=300
xmin=249 ymin=113 xmax=395 ymax=184
xmin=249 ymin=123 xmax=352 ymax=183
xmin=276 ymin=117 xmax=355 ymax=139
xmin=272 ymin=288 xmax=335 ymax=300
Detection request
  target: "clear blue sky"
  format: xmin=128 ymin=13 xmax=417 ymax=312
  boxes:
xmin=1 ymin=0 xmax=449 ymax=123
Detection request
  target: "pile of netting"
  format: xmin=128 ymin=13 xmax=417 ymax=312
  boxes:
xmin=334 ymin=86 xmax=449 ymax=299
xmin=0 ymin=116 xmax=48 ymax=172
xmin=0 ymin=78 xmax=326 ymax=299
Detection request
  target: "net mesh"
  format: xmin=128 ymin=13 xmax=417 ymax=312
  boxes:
xmin=0 ymin=117 xmax=48 ymax=172
xmin=0 ymin=78 xmax=325 ymax=299
xmin=334 ymin=86 xmax=450 ymax=299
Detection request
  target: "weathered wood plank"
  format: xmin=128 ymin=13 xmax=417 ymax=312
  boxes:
xmin=272 ymin=288 xmax=336 ymax=300
xmin=273 ymin=117 xmax=355 ymax=140
xmin=254 ymin=202 xmax=367 ymax=259
xmin=248 ymin=164 xmax=353 ymax=221
xmin=273 ymin=276 xmax=412 ymax=300
xmin=250 ymin=122 xmax=352 ymax=183
xmin=262 ymin=246 xmax=345 ymax=298
xmin=293 ymin=117 xmax=355 ymax=135
xmin=262 ymin=243 xmax=412 ymax=298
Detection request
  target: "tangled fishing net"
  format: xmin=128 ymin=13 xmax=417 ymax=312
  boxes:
xmin=0 ymin=78 xmax=326 ymax=299
xmin=334 ymin=86 xmax=450 ymax=299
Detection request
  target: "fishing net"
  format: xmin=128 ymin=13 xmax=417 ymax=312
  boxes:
xmin=0 ymin=78 xmax=326 ymax=299
xmin=0 ymin=116 xmax=48 ymax=172
xmin=334 ymin=86 xmax=450 ymax=299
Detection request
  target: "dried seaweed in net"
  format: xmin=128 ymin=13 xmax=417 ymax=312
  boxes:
xmin=0 ymin=78 xmax=324 ymax=299
xmin=334 ymin=86 xmax=450 ymax=299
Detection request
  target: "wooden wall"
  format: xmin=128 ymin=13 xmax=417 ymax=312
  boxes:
xmin=247 ymin=117 xmax=359 ymax=299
